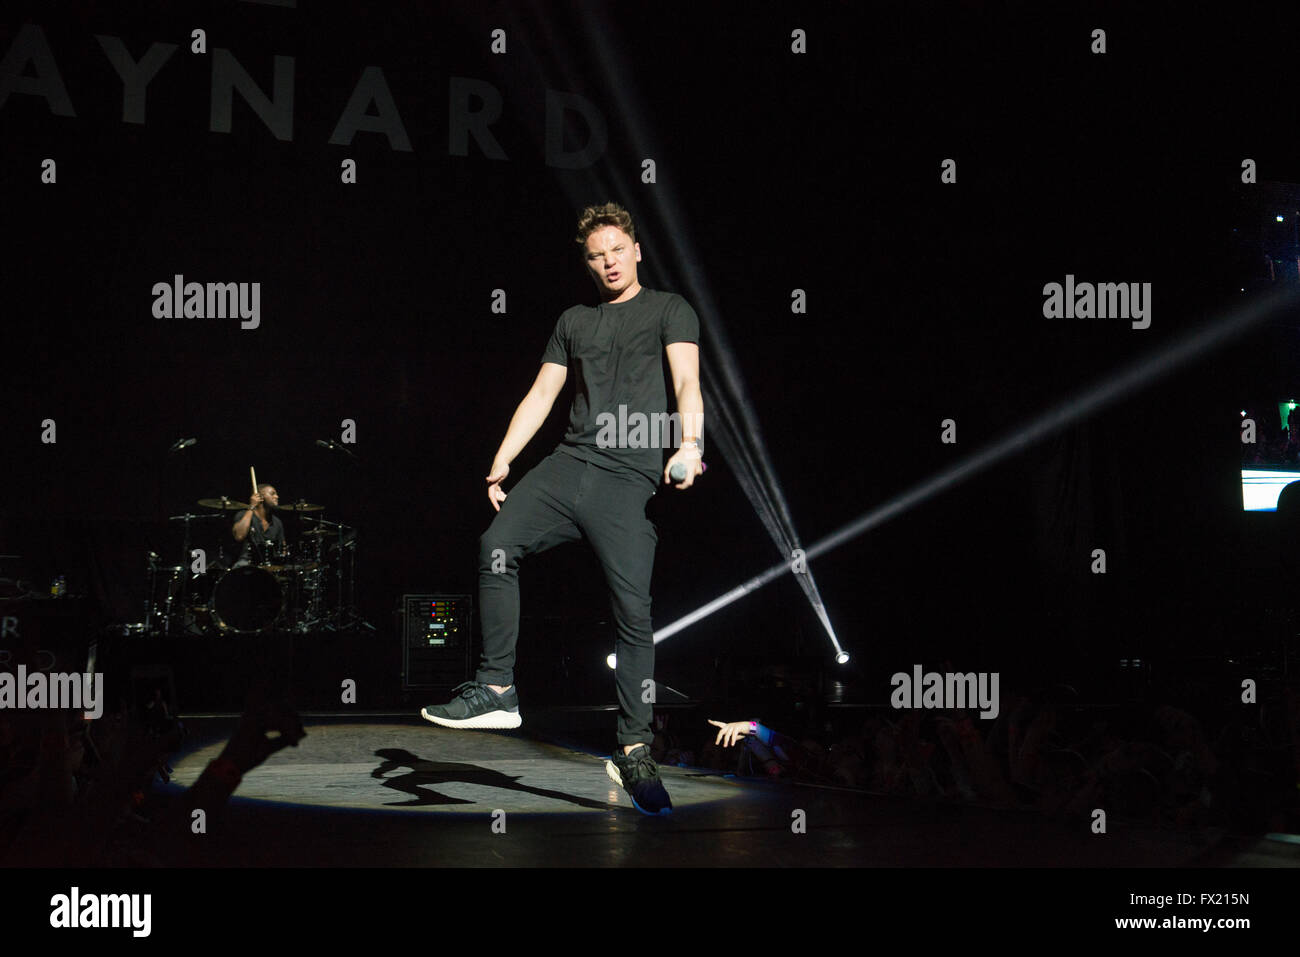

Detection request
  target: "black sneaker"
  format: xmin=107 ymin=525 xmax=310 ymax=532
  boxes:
xmin=420 ymin=681 xmax=521 ymax=730
xmin=606 ymin=743 xmax=672 ymax=816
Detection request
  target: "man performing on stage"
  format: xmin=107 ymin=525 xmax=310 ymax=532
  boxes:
xmin=231 ymin=484 xmax=285 ymax=567
xmin=421 ymin=203 xmax=704 ymax=815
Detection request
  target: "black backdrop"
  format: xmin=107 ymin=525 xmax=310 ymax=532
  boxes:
xmin=4 ymin=2 xmax=1300 ymax=706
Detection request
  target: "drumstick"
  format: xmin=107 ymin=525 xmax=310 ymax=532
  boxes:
xmin=250 ymin=466 xmax=258 ymax=500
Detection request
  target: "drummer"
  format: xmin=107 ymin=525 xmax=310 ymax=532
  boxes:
xmin=231 ymin=483 xmax=285 ymax=567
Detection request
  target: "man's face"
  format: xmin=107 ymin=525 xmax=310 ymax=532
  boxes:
xmin=583 ymin=226 xmax=641 ymax=301
xmin=261 ymin=486 xmax=279 ymax=509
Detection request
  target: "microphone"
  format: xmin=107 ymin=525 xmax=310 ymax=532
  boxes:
xmin=669 ymin=461 xmax=707 ymax=482
xmin=169 ymin=437 xmax=197 ymax=453
xmin=316 ymin=438 xmax=358 ymax=461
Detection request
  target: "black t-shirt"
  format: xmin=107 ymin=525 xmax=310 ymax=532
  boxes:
xmin=541 ymin=287 xmax=700 ymax=486
xmin=235 ymin=510 xmax=285 ymax=565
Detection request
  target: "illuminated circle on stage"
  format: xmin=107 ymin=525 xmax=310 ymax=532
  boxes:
xmin=167 ymin=722 xmax=747 ymax=815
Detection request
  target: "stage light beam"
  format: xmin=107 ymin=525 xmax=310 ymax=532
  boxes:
xmin=653 ymin=286 xmax=1300 ymax=647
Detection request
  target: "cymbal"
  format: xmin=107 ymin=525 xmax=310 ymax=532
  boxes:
xmin=198 ymin=498 xmax=249 ymax=511
xmin=303 ymin=528 xmax=356 ymax=544
xmin=279 ymin=502 xmax=324 ymax=512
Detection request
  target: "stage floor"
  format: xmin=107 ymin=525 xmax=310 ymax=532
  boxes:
xmin=158 ymin=718 xmax=1300 ymax=867
xmin=171 ymin=719 xmax=746 ymax=815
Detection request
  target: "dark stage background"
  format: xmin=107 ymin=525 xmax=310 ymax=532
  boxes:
xmin=4 ymin=2 xmax=1300 ymax=716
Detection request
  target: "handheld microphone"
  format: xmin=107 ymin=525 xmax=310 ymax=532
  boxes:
xmin=669 ymin=461 xmax=707 ymax=482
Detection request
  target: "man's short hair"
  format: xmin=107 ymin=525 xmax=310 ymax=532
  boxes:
xmin=575 ymin=202 xmax=636 ymax=247
xmin=257 ymin=483 xmax=274 ymax=494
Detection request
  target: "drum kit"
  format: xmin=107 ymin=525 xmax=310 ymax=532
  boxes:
xmin=127 ymin=493 xmax=360 ymax=637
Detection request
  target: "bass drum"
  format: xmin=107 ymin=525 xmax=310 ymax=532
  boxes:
xmin=210 ymin=566 xmax=284 ymax=634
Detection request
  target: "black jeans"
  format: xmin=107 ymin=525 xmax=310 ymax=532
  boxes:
xmin=476 ymin=449 xmax=659 ymax=747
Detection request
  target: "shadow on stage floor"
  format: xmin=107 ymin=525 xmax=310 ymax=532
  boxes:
xmin=149 ymin=715 xmax=1300 ymax=867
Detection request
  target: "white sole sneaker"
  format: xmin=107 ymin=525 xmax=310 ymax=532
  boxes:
xmin=605 ymin=755 xmax=673 ymax=816
xmin=420 ymin=708 xmax=522 ymax=730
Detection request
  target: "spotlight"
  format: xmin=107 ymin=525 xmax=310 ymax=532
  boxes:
xmin=606 ymin=653 xmax=617 ymax=670
xmin=1278 ymin=215 xmax=1286 ymax=222
xmin=835 ymin=652 xmax=850 ymax=664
